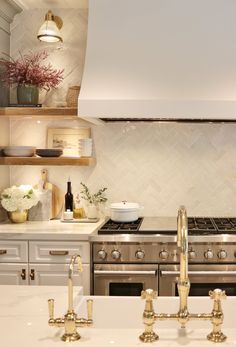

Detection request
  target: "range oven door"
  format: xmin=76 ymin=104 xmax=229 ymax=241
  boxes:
xmin=159 ymin=264 xmax=236 ymax=296
xmin=93 ymin=264 xmax=158 ymax=296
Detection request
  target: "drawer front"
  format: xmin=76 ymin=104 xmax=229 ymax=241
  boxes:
xmin=0 ymin=241 xmax=28 ymax=262
xmin=29 ymin=241 xmax=90 ymax=263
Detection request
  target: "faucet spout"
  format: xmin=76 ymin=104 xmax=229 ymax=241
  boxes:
xmin=68 ymin=254 xmax=83 ymax=312
xmin=177 ymin=206 xmax=189 ymax=282
xmin=177 ymin=206 xmax=190 ymax=325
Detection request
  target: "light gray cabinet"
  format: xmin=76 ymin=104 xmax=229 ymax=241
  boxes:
xmin=0 ymin=240 xmax=91 ymax=293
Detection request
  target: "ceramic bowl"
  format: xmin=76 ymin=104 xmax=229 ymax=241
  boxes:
xmin=36 ymin=149 xmax=63 ymax=157
xmin=3 ymin=146 xmax=35 ymax=157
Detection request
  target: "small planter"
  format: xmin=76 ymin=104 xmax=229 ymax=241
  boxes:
xmin=17 ymin=85 xmax=39 ymax=105
xmin=87 ymin=204 xmax=98 ymax=219
xmin=8 ymin=210 xmax=28 ymax=223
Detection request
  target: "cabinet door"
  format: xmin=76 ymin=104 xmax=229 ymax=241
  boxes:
xmin=0 ymin=263 xmax=28 ymax=285
xmin=29 ymin=263 xmax=90 ymax=294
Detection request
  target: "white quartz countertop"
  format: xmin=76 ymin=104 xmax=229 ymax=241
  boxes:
xmin=1 ymin=286 xmax=236 ymax=347
xmin=0 ymin=219 xmax=106 ymax=240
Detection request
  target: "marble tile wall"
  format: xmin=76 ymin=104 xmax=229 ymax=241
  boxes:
xmin=9 ymin=119 xmax=236 ymax=217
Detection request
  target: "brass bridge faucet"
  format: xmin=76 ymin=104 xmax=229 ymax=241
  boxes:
xmin=48 ymin=254 xmax=93 ymax=342
xmin=139 ymin=206 xmax=227 ymax=344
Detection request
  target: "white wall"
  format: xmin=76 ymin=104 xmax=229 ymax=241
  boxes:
xmin=7 ymin=6 xmax=236 ymax=217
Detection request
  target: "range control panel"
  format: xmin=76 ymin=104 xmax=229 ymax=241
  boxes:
xmin=93 ymin=242 xmax=236 ymax=263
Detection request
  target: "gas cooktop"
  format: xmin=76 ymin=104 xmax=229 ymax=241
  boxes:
xmin=98 ymin=217 xmax=236 ymax=235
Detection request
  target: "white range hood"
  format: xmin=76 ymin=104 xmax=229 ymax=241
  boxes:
xmin=78 ymin=0 xmax=236 ymax=121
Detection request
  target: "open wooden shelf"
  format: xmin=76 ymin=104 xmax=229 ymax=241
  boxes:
xmin=0 ymin=107 xmax=79 ymax=119
xmin=0 ymin=156 xmax=96 ymax=166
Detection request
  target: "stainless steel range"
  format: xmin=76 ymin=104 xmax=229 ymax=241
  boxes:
xmin=92 ymin=217 xmax=236 ymax=296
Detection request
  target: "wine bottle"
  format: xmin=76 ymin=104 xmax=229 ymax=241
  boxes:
xmin=65 ymin=179 xmax=73 ymax=211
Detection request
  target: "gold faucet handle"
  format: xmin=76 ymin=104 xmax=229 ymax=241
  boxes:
xmin=87 ymin=299 xmax=93 ymax=320
xmin=48 ymin=299 xmax=55 ymax=320
xmin=77 ymin=256 xmax=83 ymax=272
xmin=141 ymin=289 xmax=158 ymax=300
xmin=209 ymin=288 xmax=227 ymax=301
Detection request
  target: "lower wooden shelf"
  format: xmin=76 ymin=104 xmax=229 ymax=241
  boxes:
xmin=0 ymin=156 xmax=96 ymax=166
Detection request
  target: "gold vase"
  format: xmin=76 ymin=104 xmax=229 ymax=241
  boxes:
xmin=8 ymin=210 xmax=28 ymax=223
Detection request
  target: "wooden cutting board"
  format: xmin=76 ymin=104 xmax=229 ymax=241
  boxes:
xmin=34 ymin=169 xmax=64 ymax=219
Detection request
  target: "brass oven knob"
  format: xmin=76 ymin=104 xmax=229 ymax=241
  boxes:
xmin=111 ymin=249 xmax=121 ymax=260
xmin=204 ymin=249 xmax=214 ymax=259
xmin=217 ymin=249 xmax=227 ymax=259
xmin=97 ymin=249 xmax=107 ymax=260
xmin=135 ymin=250 xmax=145 ymax=260
xmin=159 ymin=250 xmax=169 ymax=260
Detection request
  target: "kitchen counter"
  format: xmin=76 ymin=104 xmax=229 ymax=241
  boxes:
xmin=1 ymin=285 xmax=236 ymax=347
xmin=0 ymin=219 xmax=106 ymax=240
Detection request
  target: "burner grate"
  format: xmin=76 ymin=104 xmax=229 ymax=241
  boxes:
xmin=98 ymin=218 xmax=143 ymax=234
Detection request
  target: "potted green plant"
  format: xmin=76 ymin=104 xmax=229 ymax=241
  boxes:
xmin=80 ymin=182 xmax=107 ymax=219
xmin=0 ymin=50 xmax=64 ymax=105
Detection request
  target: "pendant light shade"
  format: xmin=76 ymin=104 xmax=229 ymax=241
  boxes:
xmin=37 ymin=10 xmax=63 ymax=43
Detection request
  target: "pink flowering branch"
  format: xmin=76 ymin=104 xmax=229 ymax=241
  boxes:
xmin=0 ymin=50 xmax=64 ymax=91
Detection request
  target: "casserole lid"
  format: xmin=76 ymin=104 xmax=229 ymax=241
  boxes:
xmin=110 ymin=201 xmax=140 ymax=210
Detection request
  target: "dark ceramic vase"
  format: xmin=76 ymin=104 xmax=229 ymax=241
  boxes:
xmin=17 ymin=85 xmax=39 ymax=105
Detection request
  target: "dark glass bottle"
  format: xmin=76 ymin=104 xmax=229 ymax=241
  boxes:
xmin=65 ymin=180 xmax=73 ymax=211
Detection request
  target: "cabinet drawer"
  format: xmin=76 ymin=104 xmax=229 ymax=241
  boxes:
xmin=0 ymin=241 xmax=28 ymax=262
xmin=29 ymin=241 xmax=90 ymax=263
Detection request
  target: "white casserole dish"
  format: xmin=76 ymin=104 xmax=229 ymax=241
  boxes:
xmin=110 ymin=201 xmax=142 ymax=222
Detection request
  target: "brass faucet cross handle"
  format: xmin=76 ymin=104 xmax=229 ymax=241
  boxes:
xmin=48 ymin=254 xmax=93 ymax=342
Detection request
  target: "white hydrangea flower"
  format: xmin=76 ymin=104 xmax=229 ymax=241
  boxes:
xmin=1 ymin=185 xmax=39 ymax=212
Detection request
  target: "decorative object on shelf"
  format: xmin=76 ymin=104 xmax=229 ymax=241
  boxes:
xmin=78 ymin=138 xmax=93 ymax=157
xmin=80 ymin=182 xmax=107 ymax=219
xmin=0 ymin=50 xmax=64 ymax=105
xmin=1 ymin=185 xmax=39 ymax=223
xmin=37 ymin=10 xmax=63 ymax=43
xmin=3 ymin=146 xmax=35 ymax=157
xmin=47 ymin=128 xmax=91 ymax=157
xmin=36 ymin=148 xmax=63 ymax=157
xmin=66 ymin=86 xmax=81 ymax=107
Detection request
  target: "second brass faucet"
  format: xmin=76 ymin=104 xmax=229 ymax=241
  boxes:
xmin=48 ymin=254 xmax=93 ymax=342
xmin=140 ymin=206 xmax=227 ymax=344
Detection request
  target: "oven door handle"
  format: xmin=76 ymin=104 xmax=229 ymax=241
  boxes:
xmin=94 ymin=270 xmax=157 ymax=275
xmin=161 ymin=270 xmax=236 ymax=277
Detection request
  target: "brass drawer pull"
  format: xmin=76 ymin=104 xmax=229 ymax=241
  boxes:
xmin=30 ymin=269 xmax=35 ymax=280
xmin=21 ymin=269 xmax=26 ymax=280
xmin=0 ymin=250 xmax=7 ymax=255
xmin=49 ymin=250 xmax=69 ymax=256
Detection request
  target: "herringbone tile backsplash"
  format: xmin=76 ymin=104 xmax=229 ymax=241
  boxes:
xmin=9 ymin=120 xmax=236 ymax=217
